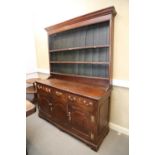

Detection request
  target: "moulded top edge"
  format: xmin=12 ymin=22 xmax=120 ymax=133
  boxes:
xmin=45 ymin=6 xmax=116 ymax=34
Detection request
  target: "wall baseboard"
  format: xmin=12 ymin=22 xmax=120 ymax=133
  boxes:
xmin=109 ymin=122 xmax=129 ymax=135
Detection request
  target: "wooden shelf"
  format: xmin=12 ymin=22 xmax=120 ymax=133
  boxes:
xmin=50 ymin=72 xmax=109 ymax=80
xmin=49 ymin=45 xmax=109 ymax=52
xmin=50 ymin=61 xmax=109 ymax=64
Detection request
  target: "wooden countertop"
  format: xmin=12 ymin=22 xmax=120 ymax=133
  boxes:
xmin=26 ymin=78 xmax=41 ymax=84
xmin=36 ymin=78 xmax=110 ymax=100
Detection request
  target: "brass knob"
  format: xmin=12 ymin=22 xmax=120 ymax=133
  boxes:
xmin=83 ymin=100 xmax=86 ymax=104
xmin=55 ymin=91 xmax=62 ymax=96
xmin=89 ymin=102 xmax=93 ymax=105
xmin=68 ymin=95 xmax=73 ymax=101
xmin=91 ymin=115 xmax=95 ymax=123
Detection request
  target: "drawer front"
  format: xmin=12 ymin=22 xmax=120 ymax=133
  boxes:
xmin=37 ymin=83 xmax=68 ymax=104
xmin=68 ymin=94 xmax=95 ymax=112
xmin=52 ymin=88 xmax=68 ymax=104
xmin=37 ymin=83 xmax=52 ymax=96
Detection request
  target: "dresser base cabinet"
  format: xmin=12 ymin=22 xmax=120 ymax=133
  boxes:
xmin=36 ymin=79 xmax=111 ymax=151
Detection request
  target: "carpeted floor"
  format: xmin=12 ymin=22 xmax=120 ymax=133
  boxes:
xmin=26 ymin=110 xmax=129 ymax=155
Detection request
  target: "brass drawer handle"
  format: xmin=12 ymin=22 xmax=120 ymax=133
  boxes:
xmin=47 ymin=88 xmax=51 ymax=93
xmin=49 ymin=103 xmax=52 ymax=106
xmin=68 ymin=112 xmax=71 ymax=121
xmin=83 ymin=100 xmax=86 ymax=104
xmin=91 ymin=115 xmax=95 ymax=123
xmin=37 ymin=85 xmax=42 ymax=89
xmin=89 ymin=102 xmax=93 ymax=106
xmin=68 ymin=95 xmax=73 ymax=101
xmin=90 ymin=133 xmax=94 ymax=140
xmin=55 ymin=91 xmax=62 ymax=96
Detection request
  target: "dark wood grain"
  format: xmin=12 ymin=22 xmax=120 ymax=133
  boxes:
xmin=39 ymin=6 xmax=116 ymax=151
xmin=50 ymin=72 xmax=110 ymax=87
xmin=45 ymin=6 xmax=116 ymax=35
xmin=36 ymin=80 xmax=111 ymax=151
xmin=37 ymin=79 xmax=110 ymax=99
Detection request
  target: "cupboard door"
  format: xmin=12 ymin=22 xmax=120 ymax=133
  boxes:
xmin=50 ymin=102 xmax=68 ymax=126
xmin=38 ymin=94 xmax=52 ymax=118
xmin=69 ymin=105 xmax=92 ymax=139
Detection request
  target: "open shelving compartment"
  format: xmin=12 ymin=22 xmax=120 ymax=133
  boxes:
xmin=48 ymin=20 xmax=112 ymax=87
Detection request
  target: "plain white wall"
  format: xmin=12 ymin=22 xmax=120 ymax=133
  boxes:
xmin=26 ymin=16 xmax=37 ymax=74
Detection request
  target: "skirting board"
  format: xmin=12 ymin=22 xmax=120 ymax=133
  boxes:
xmin=109 ymin=122 xmax=129 ymax=136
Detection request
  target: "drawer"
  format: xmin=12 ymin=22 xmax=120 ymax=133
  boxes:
xmin=37 ymin=84 xmax=68 ymax=104
xmin=68 ymin=94 xmax=95 ymax=112
xmin=52 ymin=88 xmax=68 ymax=104
xmin=37 ymin=83 xmax=52 ymax=95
